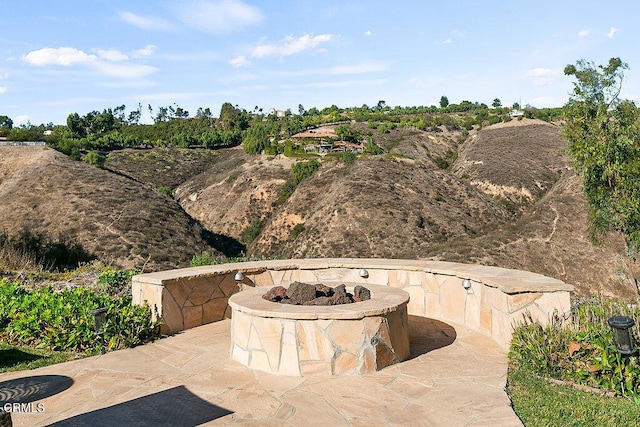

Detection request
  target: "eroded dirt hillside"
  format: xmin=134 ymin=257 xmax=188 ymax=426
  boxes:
xmin=0 ymin=146 xmax=214 ymax=270
xmin=3 ymin=118 xmax=636 ymax=298
xmin=175 ymin=119 xmax=636 ymax=297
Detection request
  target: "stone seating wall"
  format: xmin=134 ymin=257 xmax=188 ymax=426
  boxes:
xmin=132 ymin=258 xmax=573 ymax=351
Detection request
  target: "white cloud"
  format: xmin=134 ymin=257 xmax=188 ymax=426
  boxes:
xmin=607 ymin=27 xmax=619 ymax=38
xmin=524 ymin=67 xmax=560 ymax=85
xmin=0 ymin=86 xmax=6 ymax=94
xmin=133 ymin=44 xmax=157 ymax=57
xmin=302 ymin=78 xmax=387 ymax=89
xmin=365 ymin=30 xmax=372 ymax=36
xmin=119 ymin=11 xmax=174 ymax=30
xmin=91 ymin=62 xmax=157 ymax=79
xmin=451 ymin=29 xmax=466 ymax=38
xmin=22 ymin=47 xmax=97 ymax=66
xmin=13 ymin=115 xmax=30 ymax=125
xmin=270 ymin=61 xmax=389 ymax=78
xmin=230 ymin=55 xmax=250 ymax=67
xmin=22 ymin=46 xmax=157 ymax=80
xmin=173 ymin=0 xmax=263 ymax=33
xmin=578 ymin=29 xmax=590 ymax=37
xmin=164 ymin=51 xmax=221 ymax=61
xmin=252 ymin=34 xmax=333 ymax=58
xmin=441 ymin=38 xmax=453 ymax=44
xmin=97 ymin=49 xmax=128 ymax=61
xmin=0 ymin=72 xmax=8 ymax=79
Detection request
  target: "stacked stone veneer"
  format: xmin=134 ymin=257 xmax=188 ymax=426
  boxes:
xmin=132 ymin=258 xmax=573 ymax=351
xmin=228 ymin=284 xmax=411 ymax=376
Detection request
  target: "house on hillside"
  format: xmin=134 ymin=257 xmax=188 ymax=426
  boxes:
xmin=333 ymin=141 xmax=364 ymax=153
xmin=304 ymin=142 xmax=334 ymax=153
xmin=268 ymin=108 xmax=286 ymax=118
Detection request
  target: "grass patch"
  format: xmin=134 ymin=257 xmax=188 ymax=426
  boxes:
xmin=0 ymin=341 xmax=83 ymax=373
xmin=507 ymin=366 xmax=640 ymax=426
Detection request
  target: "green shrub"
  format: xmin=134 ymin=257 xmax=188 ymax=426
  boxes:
xmin=278 ymin=181 xmax=296 ymax=204
xmin=434 ymin=156 xmax=449 ymax=169
xmin=291 ymin=159 xmax=321 ymax=185
xmin=97 ymin=267 xmax=139 ymax=294
xmin=278 ymin=159 xmax=321 ymax=204
xmin=510 ymin=296 xmax=640 ymax=399
xmin=156 ymin=186 xmax=172 ymax=197
xmin=263 ymin=145 xmax=278 ymax=155
xmin=342 ymin=151 xmax=357 ymax=165
xmin=226 ymin=172 xmax=239 ymax=183
xmin=291 ymin=223 xmax=305 ymax=238
xmin=0 ymin=279 xmax=160 ymax=353
xmin=189 ymin=251 xmax=221 ymax=267
xmin=189 ymin=253 xmax=277 ymax=267
xmin=83 ymin=150 xmax=106 ymax=168
xmin=241 ymin=220 xmax=262 ymax=244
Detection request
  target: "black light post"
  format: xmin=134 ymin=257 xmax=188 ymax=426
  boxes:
xmin=90 ymin=307 xmax=108 ymax=354
xmin=608 ymin=315 xmax=636 ymax=356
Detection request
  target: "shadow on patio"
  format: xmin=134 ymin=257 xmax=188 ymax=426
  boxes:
xmin=48 ymin=385 xmax=232 ymax=426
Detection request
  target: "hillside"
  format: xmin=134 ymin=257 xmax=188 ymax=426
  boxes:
xmin=0 ymin=146 xmax=216 ymax=271
xmin=174 ymin=119 xmax=636 ymax=298
xmin=1 ymin=119 xmax=636 ymax=298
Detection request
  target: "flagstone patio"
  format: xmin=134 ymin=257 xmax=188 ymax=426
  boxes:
xmin=1 ymin=315 xmax=522 ymax=426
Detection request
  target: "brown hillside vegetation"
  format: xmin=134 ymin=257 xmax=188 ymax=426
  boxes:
xmin=0 ymin=146 xmax=214 ymax=270
xmin=176 ymin=119 xmax=635 ymax=298
xmin=1 ymin=118 xmax=636 ymax=298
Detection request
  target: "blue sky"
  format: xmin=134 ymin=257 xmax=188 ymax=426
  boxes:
xmin=2 ymin=0 xmax=639 ymax=125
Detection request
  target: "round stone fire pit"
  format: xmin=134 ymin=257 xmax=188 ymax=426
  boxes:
xmin=228 ymin=283 xmax=410 ymax=376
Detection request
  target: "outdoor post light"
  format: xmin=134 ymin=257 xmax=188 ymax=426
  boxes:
xmin=90 ymin=307 xmax=108 ymax=354
xmin=359 ymin=269 xmax=369 ymax=278
xmin=234 ymin=271 xmax=245 ymax=281
xmin=608 ymin=315 xmax=636 ymax=356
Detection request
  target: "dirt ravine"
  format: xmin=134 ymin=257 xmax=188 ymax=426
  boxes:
xmin=1 ymin=119 xmax=636 ymax=298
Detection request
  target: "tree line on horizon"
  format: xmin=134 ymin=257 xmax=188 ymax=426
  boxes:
xmin=0 ymin=99 xmax=563 ymax=158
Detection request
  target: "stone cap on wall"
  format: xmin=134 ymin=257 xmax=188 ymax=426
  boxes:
xmin=134 ymin=258 xmax=573 ymax=295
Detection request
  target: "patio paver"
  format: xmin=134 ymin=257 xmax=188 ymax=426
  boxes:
xmin=1 ymin=316 xmax=522 ymax=426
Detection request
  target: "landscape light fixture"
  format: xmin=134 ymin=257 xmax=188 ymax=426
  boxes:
xmin=359 ymin=269 xmax=369 ymax=278
xmin=461 ymin=278 xmax=472 ymax=290
xmin=234 ymin=272 xmax=245 ymax=281
xmin=90 ymin=307 xmax=108 ymax=335
xmin=90 ymin=307 xmax=108 ymax=353
xmin=608 ymin=316 xmax=637 ymax=356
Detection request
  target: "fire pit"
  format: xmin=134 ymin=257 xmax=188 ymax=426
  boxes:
xmin=228 ymin=283 xmax=410 ymax=376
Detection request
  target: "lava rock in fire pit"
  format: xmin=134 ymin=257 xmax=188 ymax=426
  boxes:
xmin=261 ymin=282 xmax=371 ymax=306
xmin=262 ymin=285 xmax=287 ymax=302
xmin=303 ymin=296 xmax=332 ymax=306
xmin=286 ymin=281 xmax=317 ymax=305
xmin=315 ymin=283 xmax=332 ymax=297
xmin=329 ymin=284 xmax=353 ymax=305
xmin=354 ymin=285 xmax=371 ymax=302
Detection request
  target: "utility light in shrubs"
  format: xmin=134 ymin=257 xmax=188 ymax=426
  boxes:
xmin=608 ymin=315 xmax=636 ymax=356
xmin=90 ymin=307 xmax=108 ymax=353
xmin=90 ymin=307 xmax=108 ymax=335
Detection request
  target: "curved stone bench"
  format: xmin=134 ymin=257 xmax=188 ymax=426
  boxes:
xmin=132 ymin=258 xmax=573 ymax=351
